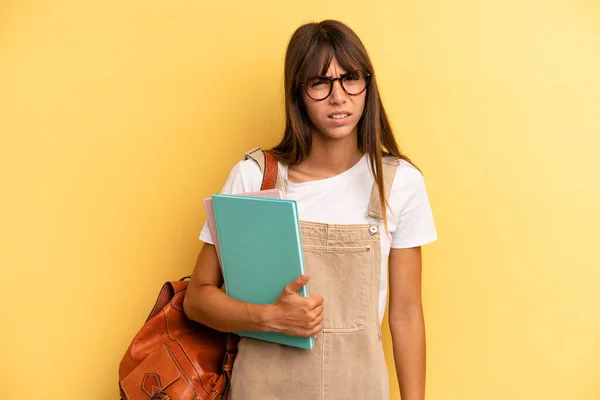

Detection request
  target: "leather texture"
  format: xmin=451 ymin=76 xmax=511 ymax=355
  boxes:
xmin=118 ymin=280 xmax=239 ymax=400
xmin=261 ymin=151 xmax=278 ymax=191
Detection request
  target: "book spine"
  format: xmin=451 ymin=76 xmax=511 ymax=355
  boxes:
xmin=292 ymin=201 xmax=309 ymax=299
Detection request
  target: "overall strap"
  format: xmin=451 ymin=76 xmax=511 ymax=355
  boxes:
xmin=367 ymin=156 xmax=401 ymax=219
xmin=244 ymin=147 xmax=285 ymax=191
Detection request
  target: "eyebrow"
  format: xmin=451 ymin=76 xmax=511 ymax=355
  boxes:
xmin=315 ymin=71 xmax=353 ymax=79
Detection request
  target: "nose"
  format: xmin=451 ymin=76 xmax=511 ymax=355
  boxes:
xmin=328 ymin=79 xmax=346 ymax=105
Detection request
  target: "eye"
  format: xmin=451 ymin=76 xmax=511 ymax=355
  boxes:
xmin=309 ymin=77 xmax=330 ymax=88
xmin=343 ymin=71 xmax=361 ymax=81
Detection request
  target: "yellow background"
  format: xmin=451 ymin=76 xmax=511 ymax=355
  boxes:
xmin=1 ymin=0 xmax=599 ymax=399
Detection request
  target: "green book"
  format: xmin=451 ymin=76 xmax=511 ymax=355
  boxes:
xmin=211 ymin=194 xmax=314 ymax=350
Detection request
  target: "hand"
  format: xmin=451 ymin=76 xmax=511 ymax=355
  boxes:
xmin=263 ymin=273 xmax=324 ymax=337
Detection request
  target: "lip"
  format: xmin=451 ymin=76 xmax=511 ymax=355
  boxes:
xmin=328 ymin=111 xmax=352 ymax=124
xmin=328 ymin=111 xmax=351 ymax=118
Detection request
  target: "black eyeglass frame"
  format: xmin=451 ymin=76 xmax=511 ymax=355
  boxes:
xmin=300 ymin=71 xmax=372 ymax=101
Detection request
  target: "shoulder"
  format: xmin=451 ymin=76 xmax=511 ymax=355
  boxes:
xmin=391 ymin=158 xmax=426 ymax=192
xmin=387 ymin=158 xmax=437 ymax=246
xmin=220 ymin=158 xmax=263 ymax=194
xmin=236 ymin=157 xmax=263 ymax=177
xmin=386 ymin=158 xmax=432 ymax=213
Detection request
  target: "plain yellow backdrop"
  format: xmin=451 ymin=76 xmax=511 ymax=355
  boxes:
xmin=1 ymin=0 xmax=599 ymax=399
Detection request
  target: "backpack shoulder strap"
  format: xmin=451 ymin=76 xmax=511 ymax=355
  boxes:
xmin=244 ymin=147 xmax=283 ymax=191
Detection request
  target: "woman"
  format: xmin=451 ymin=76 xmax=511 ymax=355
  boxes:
xmin=183 ymin=19 xmax=437 ymax=400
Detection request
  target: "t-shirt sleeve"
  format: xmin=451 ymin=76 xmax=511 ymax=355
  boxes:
xmin=199 ymin=159 xmax=263 ymax=244
xmin=390 ymin=163 xmax=438 ymax=249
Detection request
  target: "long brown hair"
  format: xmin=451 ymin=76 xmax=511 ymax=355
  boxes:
xmin=270 ymin=20 xmax=414 ymax=226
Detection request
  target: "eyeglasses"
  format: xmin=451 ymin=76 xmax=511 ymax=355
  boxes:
xmin=302 ymin=70 xmax=371 ymax=101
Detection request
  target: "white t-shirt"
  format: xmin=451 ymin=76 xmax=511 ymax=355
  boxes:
xmin=200 ymin=154 xmax=438 ymax=325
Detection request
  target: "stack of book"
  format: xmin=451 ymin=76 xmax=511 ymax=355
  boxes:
xmin=204 ymin=189 xmax=314 ymax=349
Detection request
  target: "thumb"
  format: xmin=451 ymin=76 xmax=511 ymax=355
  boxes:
xmin=284 ymin=273 xmax=310 ymax=294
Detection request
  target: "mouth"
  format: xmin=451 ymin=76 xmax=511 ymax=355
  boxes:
xmin=328 ymin=112 xmax=351 ymax=120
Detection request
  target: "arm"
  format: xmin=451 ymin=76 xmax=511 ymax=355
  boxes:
xmin=182 ymin=242 xmax=324 ymax=336
xmin=388 ymin=246 xmax=426 ymax=400
xmin=183 ymin=242 xmax=269 ymax=332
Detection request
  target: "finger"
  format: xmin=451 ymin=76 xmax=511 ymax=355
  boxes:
xmin=307 ymin=313 xmax=324 ymax=329
xmin=284 ymin=273 xmax=310 ymax=294
xmin=300 ymin=325 xmax=322 ymax=337
xmin=307 ymin=295 xmax=324 ymax=309
xmin=307 ymin=305 xmax=324 ymax=320
xmin=312 ymin=305 xmax=324 ymax=319
xmin=309 ymin=323 xmax=324 ymax=336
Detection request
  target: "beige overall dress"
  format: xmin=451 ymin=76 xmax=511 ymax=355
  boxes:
xmin=229 ymin=149 xmax=399 ymax=400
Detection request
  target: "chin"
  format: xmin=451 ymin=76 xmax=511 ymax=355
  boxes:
xmin=318 ymin=126 xmax=357 ymax=141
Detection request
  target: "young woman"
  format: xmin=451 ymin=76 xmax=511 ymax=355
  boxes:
xmin=183 ymin=19 xmax=437 ymax=400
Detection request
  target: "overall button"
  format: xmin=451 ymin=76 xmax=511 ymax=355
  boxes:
xmin=369 ymin=225 xmax=378 ymax=235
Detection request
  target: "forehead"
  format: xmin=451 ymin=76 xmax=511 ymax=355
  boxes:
xmin=322 ymin=58 xmax=347 ymax=75
xmin=301 ymin=45 xmax=361 ymax=80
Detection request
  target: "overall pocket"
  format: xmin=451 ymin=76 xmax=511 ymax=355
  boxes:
xmin=303 ymin=245 xmax=372 ymax=332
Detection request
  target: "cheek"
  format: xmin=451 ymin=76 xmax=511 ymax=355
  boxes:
xmin=302 ymin=97 xmax=326 ymax=125
xmin=355 ymin=95 xmax=366 ymax=116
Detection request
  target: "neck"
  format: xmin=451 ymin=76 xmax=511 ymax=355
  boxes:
xmin=302 ymin=129 xmax=363 ymax=176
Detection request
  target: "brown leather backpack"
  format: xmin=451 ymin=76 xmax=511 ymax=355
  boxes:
xmin=118 ymin=148 xmax=279 ymax=400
